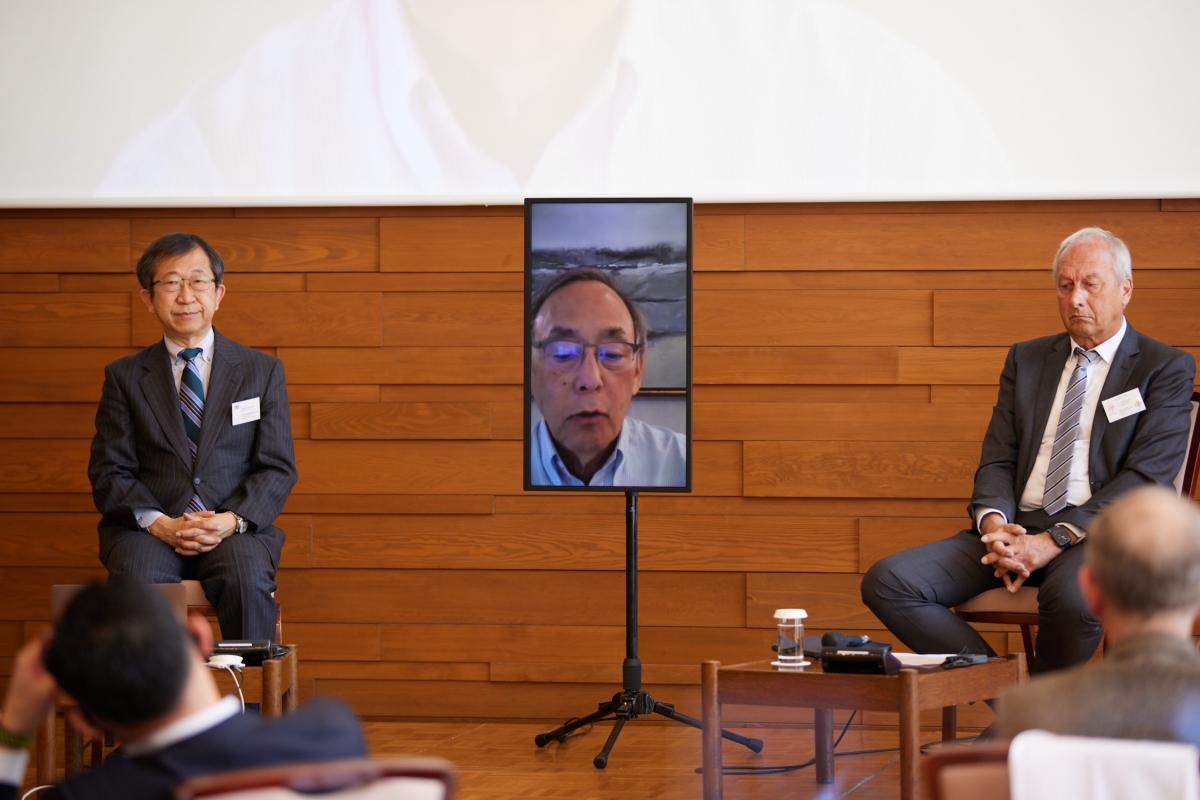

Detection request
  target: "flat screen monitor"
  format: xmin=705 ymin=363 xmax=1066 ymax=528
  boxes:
xmin=524 ymin=198 xmax=692 ymax=492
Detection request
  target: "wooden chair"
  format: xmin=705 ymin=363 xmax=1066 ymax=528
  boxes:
xmin=923 ymin=743 xmax=1011 ymax=800
xmin=172 ymin=758 xmax=457 ymax=800
xmin=956 ymin=391 xmax=1200 ymax=659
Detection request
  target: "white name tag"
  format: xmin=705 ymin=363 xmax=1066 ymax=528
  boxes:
xmin=1102 ymin=388 xmax=1145 ymax=423
xmin=231 ymin=397 xmax=261 ymax=425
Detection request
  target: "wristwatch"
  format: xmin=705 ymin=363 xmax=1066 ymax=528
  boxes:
xmin=1046 ymin=524 xmax=1073 ymax=551
xmin=229 ymin=511 xmax=249 ymax=535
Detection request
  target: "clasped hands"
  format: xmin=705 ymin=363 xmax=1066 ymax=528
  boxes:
xmin=148 ymin=510 xmax=238 ymax=556
xmin=979 ymin=513 xmax=1062 ymax=592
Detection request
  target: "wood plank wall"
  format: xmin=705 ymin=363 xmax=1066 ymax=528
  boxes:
xmin=2 ymin=199 xmax=1198 ymax=724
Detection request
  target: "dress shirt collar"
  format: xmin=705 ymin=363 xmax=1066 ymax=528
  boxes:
xmin=1070 ymin=317 xmax=1126 ymax=365
xmin=163 ymin=328 xmax=215 ymax=366
xmin=122 ymin=694 xmax=240 ymax=757
xmin=537 ymin=417 xmax=628 ymax=487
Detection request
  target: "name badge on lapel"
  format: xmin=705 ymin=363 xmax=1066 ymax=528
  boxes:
xmin=1102 ymin=388 xmax=1145 ymax=423
xmin=232 ymin=398 xmax=261 ymax=426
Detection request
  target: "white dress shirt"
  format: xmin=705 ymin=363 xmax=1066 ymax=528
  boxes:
xmin=530 ymin=416 xmax=686 ymax=488
xmin=977 ymin=318 xmax=1128 ymax=538
xmin=135 ymin=330 xmax=215 ymax=530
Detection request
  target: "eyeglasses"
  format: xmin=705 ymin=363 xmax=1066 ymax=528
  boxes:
xmin=533 ymin=340 xmax=642 ymax=372
xmin=154 ymin=277 xmax=216 ymax=294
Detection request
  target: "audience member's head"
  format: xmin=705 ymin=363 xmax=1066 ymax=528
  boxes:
xmin=1083 ymin=487 xmax=1200 ymax=625
xmin=43 ymin=581 xmax=197 ymax=726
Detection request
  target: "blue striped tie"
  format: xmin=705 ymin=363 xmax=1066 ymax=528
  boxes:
xmin=179 ymin=347 xmax=207 ymax=513
xmin=1042 ymin=347 xmax=1098 ymax=516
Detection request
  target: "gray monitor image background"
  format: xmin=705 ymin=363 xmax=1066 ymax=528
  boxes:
xmin=529 ymin=202 xmax=688 ymax=395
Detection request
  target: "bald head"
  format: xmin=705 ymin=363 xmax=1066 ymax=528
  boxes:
xmin=1087 ymin=487 xmax=1200 ymax=616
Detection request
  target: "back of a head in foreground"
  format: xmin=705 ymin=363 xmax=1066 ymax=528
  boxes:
xmin=1087 ymin=486 xmax=1200 ymax=616
xmin=43 ymin=581 xmax=193 ymax=725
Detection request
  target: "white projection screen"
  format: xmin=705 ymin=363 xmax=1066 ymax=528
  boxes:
xmin=3 ymin=0 xmax=1199 ymax=206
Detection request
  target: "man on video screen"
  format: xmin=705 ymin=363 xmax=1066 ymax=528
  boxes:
xmin=530 ymin=268 xmax=686 ymax=487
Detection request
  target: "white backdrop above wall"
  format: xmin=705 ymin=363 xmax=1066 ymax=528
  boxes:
xmin=2 ymin=0 xmax=1198 ymax=206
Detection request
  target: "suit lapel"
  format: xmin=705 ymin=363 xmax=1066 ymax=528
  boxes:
xmin=195 ymin=331 xmax=243 ymax=469
xmin=1021 ymin=334 xmax=1072 ymax=484
xmin=139 ymin=341 xmax=193 ymax=469
xmin=1089 ymin=324 xmax=1140 ymax=468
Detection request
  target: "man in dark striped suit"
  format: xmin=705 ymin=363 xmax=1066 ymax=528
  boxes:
xmin=88 ymin=232 xmax=297 ymax=640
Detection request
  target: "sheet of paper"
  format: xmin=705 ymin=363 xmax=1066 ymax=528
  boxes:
xmin=892 ymin=653 xmax=957 ymax=666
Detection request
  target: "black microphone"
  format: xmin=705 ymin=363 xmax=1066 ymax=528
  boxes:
xmin=822 ymin=631 xmax=871 ymax=648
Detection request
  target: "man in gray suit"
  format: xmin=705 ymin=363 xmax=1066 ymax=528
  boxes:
xmin=994 ymin=486 xmax=1200 ymax=743
xmin=862 ymin=227 xmax=1196 ymax=674
xmin=89 ymin=232 xmax=297 ymax=640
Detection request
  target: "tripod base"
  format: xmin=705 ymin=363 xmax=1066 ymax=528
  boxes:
xmin=535 ymin=689 xmax=763 ymax=769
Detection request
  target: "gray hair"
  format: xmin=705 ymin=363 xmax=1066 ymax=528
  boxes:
xmin=1053 ymin=227 xmax=1132 ymax=283
xmin=1087 ymin=486 xmax=1200 ymax=615
xmin=530 ymin=267 xmax=648 ymax=346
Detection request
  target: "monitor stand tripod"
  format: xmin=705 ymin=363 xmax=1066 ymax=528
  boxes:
xmin=534 ymin=491 xmax=764 ymax=768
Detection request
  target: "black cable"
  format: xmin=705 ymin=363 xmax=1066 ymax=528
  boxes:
xmin=555 ymin=717 xmax=596 ymax=742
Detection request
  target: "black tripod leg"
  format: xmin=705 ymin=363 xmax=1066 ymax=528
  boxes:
xmin=653 ymin=702 xmax=764 ymax=753
xmin=592 ymin=716 xmax=627 ymax=769
xmin=535 ymin=703 xmax=615 ymax=747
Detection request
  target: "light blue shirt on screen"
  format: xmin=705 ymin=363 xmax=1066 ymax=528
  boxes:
xmin=531 ymin=416 xmax=687 ymax=488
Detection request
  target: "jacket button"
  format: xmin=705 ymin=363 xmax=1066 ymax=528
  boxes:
xmin=193 ymin=477 xmax=201 ymax=485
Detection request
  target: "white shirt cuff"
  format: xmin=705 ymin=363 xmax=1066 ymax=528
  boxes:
xmin=135 ymin=508 xmax=165 ymax=529
xmin=1058 ymin=522 xmax=1087 ymax=541
xmin=976 ymin=507 xmax=1007 ymax=531
xmin=0 ymin=745 xmax=29 ymax=787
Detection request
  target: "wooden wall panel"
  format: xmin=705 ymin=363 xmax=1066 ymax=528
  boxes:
xmin=935 ymin=288 xmax=1200 ymax=346
xmin=383 ymin=292 xmax=522 ymax=346
xmin=7 ymin=200 xmax=1193 ymax=723
xmin=132 ymin=218 xmax=378 ymax=272
xmin=695 ymin=290 xmax=931 ymax=346
xmin=0 ymin=219 xmax=129 ymax=273
xmin=132 ymin=292 xmax=383 ymax=347
xmin=0 ymin=294 xmax=129 ymax=346
xmin=380 ymin=217 xmax=522 ymax=272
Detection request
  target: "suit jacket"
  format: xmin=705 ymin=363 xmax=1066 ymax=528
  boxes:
xmin=0 ymin=698 xmax=366 ymax=800
xmin=88 ymin=330 xmax=298 ymax=566
xmin=968 ymin=324 xmax=1195 ymax=533
xmin=994 ymin=632 xmax=1200 ymax=745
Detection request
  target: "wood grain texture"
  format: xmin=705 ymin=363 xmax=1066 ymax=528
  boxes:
xmin=0 ymin=347 xmax=134 ymax=402
xmin=381 ymin=217 xmax=521 ymax=272
xmin=290 ymin=402 xmax=310 ymax=440
xmin=693 ymin=385 xmax=929 ymax=404
xmin=309 ymin=514 xmax=856 ymax=572
xmin=0 ymin=567 xmax=108 ymax=620
xmin=0 ymin=275 xmax=57 ymax=292
xmin=695 ymin=290 xmax=931 ymax=346
xmin=931 ymin=385 xmax=1000 ymax=404
xmin=490 ymin=662 xmax=698 ymax=684
xmin=276 ymin=569 xmax=744 ymax=627
xmin=132 ymin=292 xmax=383 ymax=347
xmin=279 ymin=347 xmax=521 ymax=385
xmin=380 ymin=385 xmax=524 ymax=403
xmin=0 ymin=440 xmax=91 ymax=493
xmin=0 ymin=495 xmax=95 ymax=513
xmin=294 ymin=440 xmax=520 ymax=494
xmin=0 ymin=513 xmax=99 ymax=567
xmin=858 ymin=517 xmax=969 ymax=571
xmin=746 ymin=212 xmax=1200 ymax=271
xmin=305 ymin=661 xmax=489 ymax=680
xmin=288 ymin=385 xmax=381 ymax=403
xmin=282 ymin=494 xmax=493 ymax=515
xmin=694 ymin=215 xmax=744 ymax=271
xmin=308 ymin=272 xmax=521 ymax=293
xmin=694 ymin=403 xmax=989 ymax=441
xmin=0 ymin=404 xmax=97 ymax=439
xmin=934 ymin=288 xmax=1200 ymax=346
xmin=746 ymin=573 xmax=878 ymax=629
xmin=310 ymin=403 xmax=492 ymax=439
xmin=898 ymin=347 xmax=1008 ymax=385
xmin=0 ymin=294 xmax=129 ymax=347
xmin=284 ymin=623 xmax=381 ymax=661
xmin=278 ymin=514 xmax=314 ymax=569
xmin=132 ymin=218 xmax=378 ymax=272
xmin=695 ymin=347 xmax=898 ymax=384
xmin=383 ymin=292 xmax=521 ymax=346
xmin=0 ymin=219 xmax=129 ymax=273
xmin=743 ymin=441 xmax=979 ymax=498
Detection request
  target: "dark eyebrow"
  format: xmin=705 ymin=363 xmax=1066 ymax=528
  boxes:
xmin=545 ymin=325 xmax=582 ymax=339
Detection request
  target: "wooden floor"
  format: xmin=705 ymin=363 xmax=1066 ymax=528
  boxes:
xmin=363 ymin=718 xmax=975 ymax=799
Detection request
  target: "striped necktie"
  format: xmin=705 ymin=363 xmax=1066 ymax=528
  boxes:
xmin=179 ymin=347 xmax=207 ymax=513
xmin=1042 ymin=347 xmax=1098 ymax=516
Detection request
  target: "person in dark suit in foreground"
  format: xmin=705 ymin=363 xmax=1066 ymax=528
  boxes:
xmin=994 ymin=486 xmax=1200 ymax=744
xmin=862 ymin=227 xmax=1196 ymax=674
xmin=89 ymin=232 xmax=297 ymax=640
xmin=0 ymin=582 xmax=366 ymax=800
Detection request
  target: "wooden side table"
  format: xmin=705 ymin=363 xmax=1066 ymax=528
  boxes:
xmin=701 ymin=653 xmax=1026 ymax=800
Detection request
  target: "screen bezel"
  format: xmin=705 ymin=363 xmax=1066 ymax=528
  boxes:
xmin=523 ymin=197 xmax=693 ymax=493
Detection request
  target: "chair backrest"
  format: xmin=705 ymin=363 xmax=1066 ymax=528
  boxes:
xmin=1175 ymin=393 xmax=1200 ymax=500
xmin=51 ymin=583 xmax=189 ymax=624
xmin=924 ymin=744 xmax=1011 ymax=800
xmin=173 ymin=758 xmax=456 ymax=800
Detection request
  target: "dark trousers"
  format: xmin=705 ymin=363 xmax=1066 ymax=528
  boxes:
xmin=105 ymin=532 xmax=278 ymax=641
xmin=860 ymin=530 xmax=1102 ymax=674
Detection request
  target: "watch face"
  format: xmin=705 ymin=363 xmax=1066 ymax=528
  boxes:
xmin=1049 ymin=526 xmax=1071 ymax=547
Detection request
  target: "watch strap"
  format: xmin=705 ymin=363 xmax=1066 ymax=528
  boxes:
xmin=1047 ymin=525 xmax=1073 ymax=550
